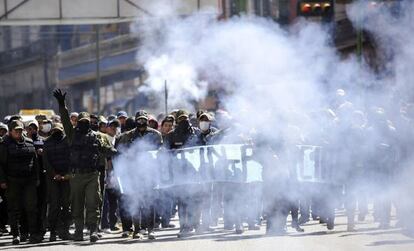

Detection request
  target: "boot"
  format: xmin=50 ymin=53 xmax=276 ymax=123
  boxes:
xmin=132 ymin=230 xmax=144 ymax=240
xmin=89 ymin=225 xmax=99 ymax=243
xmin=58 ymin=226 xmax=73 ymax=240
xmin=235 ymin=224 xmax=244 ymax=234
xmin=148 ymin=230 xmax=156 ymax=240
xmin=29 ymin=234 xmax=43 ymax=244
xmin=49 ymin=230 xmax=57 ymax=242
xmin=20 ymin=233 xmax=28 ymax=242
xmin=73 ymin=230 xmax=84 ymax=242
xmin=12 ymin=236 xmax=20 ymax=245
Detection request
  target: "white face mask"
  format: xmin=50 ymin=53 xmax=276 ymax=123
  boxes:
xmin=199 ymin=121 xmax=210 ymax=132
xmin=41 ymin=123 xmax=52 ymax=133
xmin=116 ymin=127 xmax=121 ymax=135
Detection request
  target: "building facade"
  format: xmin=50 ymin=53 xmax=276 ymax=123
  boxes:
xmin=0 ymin=0 xmax=381 ymax=117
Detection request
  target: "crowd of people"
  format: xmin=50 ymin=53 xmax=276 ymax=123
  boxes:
xmin=0 ymin=88 xmax=413 ymax=245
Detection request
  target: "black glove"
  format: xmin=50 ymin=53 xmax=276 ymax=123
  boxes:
xmin=53 ymin=89 xmax=66 ymax=106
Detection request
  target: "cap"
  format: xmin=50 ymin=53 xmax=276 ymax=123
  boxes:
xmin=42 ymin=119 xmax=52 ymax=124
xmin=198 ymin=112 xmax=212 ymax=121
xmin=175 ymin=110 xmax=189 ymax=120
xmin=9 ymin=115 xmax=22 ymax=122
xmin=52 ymin=115 xmax=61 ymax=123
xmin=70 ymin=112 xmax=79 ymax=118
xmin=161 ymin=115 xmax=175 ymax=126
xmin=117 ymin=111 xmax=128 ymax=118
xmin=28 ymin=120 xmax=39 ymax=129
xmin=0 ymin=122 xmax=8 ymax=132
xmin=9 ymin=120 xmax=24 ymax=131
xmin=3 ymin=116 xmax=11 ymax=124
xmin=78 ymin=112 xmax=91 ymax=121
xmin=107 ymin=114 xmax=116 ymax=121
xmin=166 ymin=114 xmax=175 ymax=122
xmin=98 ymin=115 xmax=108 ymax=125
xmin=108 ymin=119 xmax=121 ymax=127
xmin=135 ymin=110 xmax=148 ymax=120
xmin=51 ymin=123 xmax=64 ymax=132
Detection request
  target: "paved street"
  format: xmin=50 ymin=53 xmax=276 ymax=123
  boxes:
xmin=1 ymin=209 xmax=413 ymax=251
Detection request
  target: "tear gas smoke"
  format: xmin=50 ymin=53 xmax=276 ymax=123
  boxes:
xmin=112 ymin=0 xmax=414 ymax=234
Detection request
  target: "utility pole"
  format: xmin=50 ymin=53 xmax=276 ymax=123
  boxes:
xmin=95 ymin=24 xmax=101 ymax=113
xmin=164 ymin=80 xmax=168 ymax=115
xmin=356 ymin=0 xmax=364 ymax=62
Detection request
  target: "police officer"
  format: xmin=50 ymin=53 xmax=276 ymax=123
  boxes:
xmin=39 ymin=119 xmax=52 ymax=138
xmin=101 ymin=119 xmax=121 ymax=233
xmin=163 ymin=110 xmax=201 ymax=237
xmin=116 ymin=110 xmax=162 ymax=240
xmin=123 ymin=117 xmax=136 ymax=133
xmin=43 ymin=123 xmax=72 ymax=241
xmin=0 ymin=120 xmax=42 ymax=244
xmin=96 ymin=116 xmax=111 ymax=221
xmin=156 ymin=116 xmax=176 ymax=229
xmin=256 ymin=143 xmax=289 ymax=235
xmin=339 ymin=110 xmax=368 ymax=231
xmin=53 ymin=89 xmax=117 ymax=243
xmin=0 ymin=123 xmax=8 ymax=235
xmin=211 ymin=111 xmax=246 ymax=234
xmin=70 ymin=112 xmax=78 ymax=128
xmin=0 ymin=122 xmax=7 ymax=137
xmin=26 ymin=119 xmax=48 ymax=239
xmin=117 ymin=111 xmax=128 ymax=132
xmin=198 ymin=112 xmax=218 ymax=145
xmin=366 ymin=108 xmax=397 ymax=229
xmin=195 ymin=112 xmax=217 ymax=233
xmin=160 ymin=116 xmax=175 ymax=139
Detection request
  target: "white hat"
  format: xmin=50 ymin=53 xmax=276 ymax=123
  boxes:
xmin=28 ymin=120 xmax=39 ymax=129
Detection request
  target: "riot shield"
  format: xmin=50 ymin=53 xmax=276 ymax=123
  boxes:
xmin=155 ymin=144 xmax=263 ymax=189
xmin=295 ymin=145 xmax=335 ymax=184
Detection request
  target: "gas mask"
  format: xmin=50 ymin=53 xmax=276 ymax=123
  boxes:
xmin=136 ymin=118 xmax=148 ymax=130
xmin=199 ymin=121 xmax=210 ymax=132
xmin=41 ymin=123 xmax=52 ymax=134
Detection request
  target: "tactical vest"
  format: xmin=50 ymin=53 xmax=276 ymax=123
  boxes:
xmin=70 ymin=131 xmax=100 ymax=171
xmin=168 ymin=127 xmax=201 ymax=149
xmin=44 ymin=136 xmax=70 ymax=174
xmin=6 ymin=137 xmax=36 ymax=177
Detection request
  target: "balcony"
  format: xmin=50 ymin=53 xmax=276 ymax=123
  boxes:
xmin=0 ymin=40 xmax=56 ymax=71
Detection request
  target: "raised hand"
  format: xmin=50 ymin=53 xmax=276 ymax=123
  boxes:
xmin=53 ymin=89 xmax=66 ymax=106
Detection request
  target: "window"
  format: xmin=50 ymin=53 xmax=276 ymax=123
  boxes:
xmin=254 ymin=0 xmax=279 ymax=19
xmin=230 ymin=0 xmax=247 ymax=16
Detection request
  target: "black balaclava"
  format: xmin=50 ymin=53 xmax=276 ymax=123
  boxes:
xmin=77 ymin=120 xmax=90 ymax=134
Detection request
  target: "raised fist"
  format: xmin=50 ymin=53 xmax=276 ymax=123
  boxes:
xmin=53 ymin=89 xmax=66 ymax=106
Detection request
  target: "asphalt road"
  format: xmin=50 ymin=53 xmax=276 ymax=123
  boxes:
xmin=1 ymin=209 xmax=413 ymax=251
